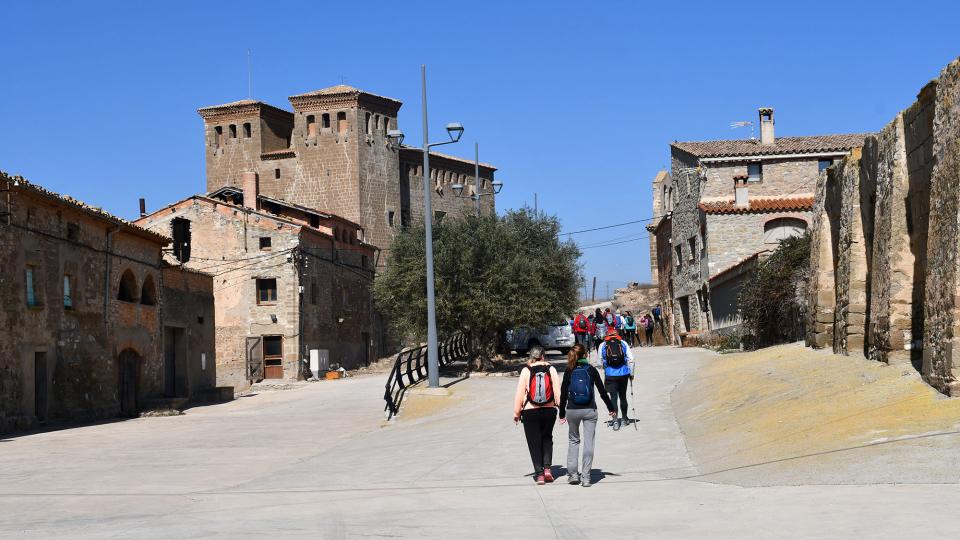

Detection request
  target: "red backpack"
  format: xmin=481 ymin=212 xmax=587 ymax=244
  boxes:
xmin=527 ymin=364 xmax=554 ymax=406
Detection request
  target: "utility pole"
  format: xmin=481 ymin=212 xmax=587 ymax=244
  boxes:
xmin=591 ymin=276 xmax=597 ymax=302
xmin=534 ymin=193 xmax=538 ymax=214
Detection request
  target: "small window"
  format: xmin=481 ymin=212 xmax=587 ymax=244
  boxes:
xmin=387 ymin=210 xmax=395 ymax=228
xmin=435 ymin=210 xmax=447 ymax=223
xmin=747 ymin=162 xmax=762 ymax=182
xmin=140 ymin=274 xmax=157 ymax=306
xmin=365 ymin=112 xmax=371 ymax=134
xmin=274 ymin=168 xmax=281 ymax=180
xmin=171 ymin=218 xmax=191 ymax=263
xmin=311 ymin=282 xmax=318 ymax=305
xmin=306 ymin=115 xmax=317 ymax=137
xmin=675 ymin=245 xmax=683 ymax=269
xmin=375 ymin=115 xmax=381 ymax=130
xmin=214 ymin=126 xmax=223 ymax=147
xmin=256 ymin=278 xmax=278 ymax=304
xmin=382 ymin=117 xmax=389 ymax=135
xmin=688 ymin=237 xmax=696 ymax=262
xmin=26 ymin=267 xmax=40 ymax=307
xmin=66 ymin=223 xmax=79 ymax=242
xmin=259 ymin=237 xmax=272 ymax=251
xmin=63 ymin=274 xmax=73 ymax=309
xmin=243 ymin=122 xmax=252 ymax=138
xmin=818 ymin=158 xmax=834 ymax=172
xmin=337 ymin=112 xmax=347 ymax=134
xmin=309 ymin=215 xmax=320 ymax=228
xmin=229 ymin=124 xmax=237 ymax=139
xmin=118 ymin=269 xmax=138 ymax=302
xmin=361 ymin=255 xmax=369 ymax=269
xmin=322 ymin=113 xmax=330 ymax=129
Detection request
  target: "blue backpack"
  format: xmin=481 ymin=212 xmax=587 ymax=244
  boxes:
xmin=569 ymin=364 xmax=593 ymax=406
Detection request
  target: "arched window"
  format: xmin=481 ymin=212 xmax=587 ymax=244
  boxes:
xmin=118 ymin=269 xmax=138 ymax=302
xmin=764 ymin=217 xmax=807 ymax=244
xmin=662 ymin=185 xmax=668 ymax=212
xmin=140 ymin=274 xmax=157 ymax=306
xmin=337 ymin=112 xmax=347 ymax=134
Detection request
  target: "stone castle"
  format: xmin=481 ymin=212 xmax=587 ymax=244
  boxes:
xmin=198 ymin=85 xmax=498 ymax=260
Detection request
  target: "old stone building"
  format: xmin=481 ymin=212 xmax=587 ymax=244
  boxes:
xmin=647 ymin=170 xmax=676 ymax=344
xmin=658 ymin=109 xmax=866 ymax=339
xmin=0 ymin=173 xmax=218 ymax=433
xmin=197 ymin=85 xmax=497 ymax=264
xmin=806 ymin=57 xmax=960 ymax=395
xmin=136 ymin=172 xmax=378 ymax=391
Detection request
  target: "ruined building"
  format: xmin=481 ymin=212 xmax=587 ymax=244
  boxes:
xmin=0 ymin=173 xmax=218 ymax=433
xmin=653 ymin=109 xmax=866 ymax=340
xmin=197 ymin=85 xmax=498 ymax=263
xmin=136 ymin=172 xmax=378 ymax=390
xmin=807 ymin=57 xmax=960 ymax=395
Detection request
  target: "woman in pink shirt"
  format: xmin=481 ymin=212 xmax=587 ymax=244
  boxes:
xmin=513 ymin=346 xmax=561 ymax=485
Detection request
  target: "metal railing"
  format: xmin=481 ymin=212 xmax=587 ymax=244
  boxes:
xmin=383 ymin=333 xmax=471 ymax=419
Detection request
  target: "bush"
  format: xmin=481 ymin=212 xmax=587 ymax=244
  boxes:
xmin=737 ymin=232 xmax=811 ymax=348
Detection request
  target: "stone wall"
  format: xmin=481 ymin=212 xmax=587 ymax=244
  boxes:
xmin=669 ymin=150 xmax=708 ymax=333
xmin=0 ymin=180 xmax=167 ymax=433
xmin=701 ymin=158 xmax=823 ymax=200
xmin=161 ymin=266 xmax=217 ymax=397
xmin=705 ymin=210 xmax=811 ymax=274
xmin=806 ymin=57 xmax=960 ymax=395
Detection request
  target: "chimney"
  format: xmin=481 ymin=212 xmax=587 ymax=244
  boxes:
xmin=138 ymin=198 xmax=146 ymax=217
xmin=734 ymin=177 xmax=749 ymax=208
xmin=759 ymin=108 xmax=774 ymax=145
xmin=241 ymin=171 xmax=259 ymax=211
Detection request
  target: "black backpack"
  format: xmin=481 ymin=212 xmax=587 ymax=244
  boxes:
xmin=605 ymin=338 xmax=625 ymax=368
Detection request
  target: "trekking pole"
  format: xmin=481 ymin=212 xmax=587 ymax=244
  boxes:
xmin=629 ymin=361 xmax=638 ymax=431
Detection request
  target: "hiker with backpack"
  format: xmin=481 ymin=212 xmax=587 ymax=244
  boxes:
xmin=572 ymin=310 xmax=591 ymax=352
xmin=642 ymin=313 xmax=655 ymax=346
xmin=600 ymin=330 xmax=634 ymax=430
xmin=558 ymin=344 xmax=615 ymax=487
xmin=593 ymin=308 xmax=607 ymax=353
xmin=622 ymin=311 xmax=638 ymax=347
xmin=513 ymin=346 xmax=561 ymax=485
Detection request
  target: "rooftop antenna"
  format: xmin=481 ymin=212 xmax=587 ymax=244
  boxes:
xmin=247 ymin=49 xmax=252 ymax=99
xmin=731 ymin=120 xmax=754 ymax=140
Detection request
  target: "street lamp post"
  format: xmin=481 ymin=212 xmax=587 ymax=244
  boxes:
xmin=387 ymin=65 xmax=463 ymax=388
xmin=451 ymin=142 xmax=504 ymax=213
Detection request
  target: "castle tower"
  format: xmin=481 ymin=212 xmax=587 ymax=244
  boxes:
xmin=197 ymin=100 xmax=294 ymax=193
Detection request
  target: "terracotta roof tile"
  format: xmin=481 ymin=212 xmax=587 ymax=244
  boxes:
xmin=672 ymin=133 xmax=871 ymax=158
xmin=699 ymin=196 xmax=814 ymax=214
xmin=2 ymin=171 xmax=170 ymax=244
xmin=289 ymin=85 xmax=401 ymax=105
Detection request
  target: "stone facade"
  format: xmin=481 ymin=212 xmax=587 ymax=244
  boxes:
xmin=198 ymin=86 xmax=497 ymax=266
xmin=0 ymin=174 xmax=216 ymax=434
xmin=160 ymin=266 xmax=217 ymax=399
xmin=806 ymin=57 xmax=960 ymax=395
xmin=658 ymin=113 xmax=865 ymax=336
xmin=136 ymin=181 xmax=378 ymax=391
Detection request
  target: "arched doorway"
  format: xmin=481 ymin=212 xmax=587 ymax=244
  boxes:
xmin=118 ymin=348 xmax=142 ymax=417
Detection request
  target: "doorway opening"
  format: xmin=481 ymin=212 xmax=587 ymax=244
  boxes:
xmin=118 ymin=349 xmax=142 ymax=417
xmin=34 ymin=352 xmax=48 ymax=423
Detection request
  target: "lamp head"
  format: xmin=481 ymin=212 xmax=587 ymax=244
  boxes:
xmin=387 ymin=129 xmax=405 ymax=146
xmin=451 ymin=183 xmax=465 ymax=197
xmin=445 ymin=123 xmax=464 ymax=143
xmin=492 ymin=179 xmax=504 ymax=194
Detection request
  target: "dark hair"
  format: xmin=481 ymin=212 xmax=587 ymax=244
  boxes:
xmin=567 ymin=344 xmax=587 ymax=371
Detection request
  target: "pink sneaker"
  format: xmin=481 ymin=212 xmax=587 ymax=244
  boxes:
xmin=535 ymin=474 xmax=545 ymax=485
xmin=543 ymin=469 xmax=554 ymax=483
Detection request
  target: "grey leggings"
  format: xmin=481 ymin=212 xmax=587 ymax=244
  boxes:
xmin=566 ymin=408 xmax=598 ymax=477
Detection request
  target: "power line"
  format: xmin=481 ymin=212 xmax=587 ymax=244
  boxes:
xmin=579 ymin=236 xmax=650 ymax=250
xmin=560 ymin=214 xmax=666 ymax=236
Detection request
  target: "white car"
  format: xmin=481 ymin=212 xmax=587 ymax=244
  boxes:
xmin=506 ymin=323 xmax=575 ymax=355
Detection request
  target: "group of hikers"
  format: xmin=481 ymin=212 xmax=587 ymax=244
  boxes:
xmin=512 ymin=320 xmax=637 ymax=486
xmin=570 ymin=306 xmax=663 ymax=350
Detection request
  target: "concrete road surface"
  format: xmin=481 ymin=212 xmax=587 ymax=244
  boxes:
xmin=1 ymin=346 xmax=959 ymax=538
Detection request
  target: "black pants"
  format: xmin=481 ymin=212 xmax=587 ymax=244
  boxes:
xmin=605 ymin=376 xmax=629 ymax=419
xmin=644 ymin=328 xmax=654 ymax=345
xmin=521 ymin=407 xmax=556 ymax=475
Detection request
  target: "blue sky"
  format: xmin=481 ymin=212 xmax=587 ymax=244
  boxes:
xmin=3 ymin=1 xmax=959 ymax=292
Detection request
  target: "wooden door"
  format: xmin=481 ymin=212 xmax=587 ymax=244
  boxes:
xmin=118 ymin=352 xmax=140 ymax=417
xmin=262 ymin=336 xmax=283 ymax=379
xmin=246 ymin=337 xmax=264 ymax=381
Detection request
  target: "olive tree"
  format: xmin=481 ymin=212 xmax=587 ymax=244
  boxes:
xmin=374 ymin=208 xmax=581 ymax=369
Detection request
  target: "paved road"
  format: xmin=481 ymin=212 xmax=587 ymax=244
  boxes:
xmin=1 ymin=346 xmax=959 ymax=538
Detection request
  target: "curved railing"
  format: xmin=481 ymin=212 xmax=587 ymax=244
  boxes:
xmin=383 ymin=333 xmax=472 ymax=419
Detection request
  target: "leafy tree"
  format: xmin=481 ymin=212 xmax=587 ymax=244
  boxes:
xmin=374 ymin=208 xmax=582 ymax=369
xmin=737 ymin=231 xmax=811 ymax=348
